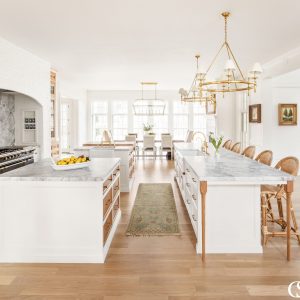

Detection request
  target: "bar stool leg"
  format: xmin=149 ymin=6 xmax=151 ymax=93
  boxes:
xmin=277 ymin=196 xmax=285 ymax=230
xmin=261 ymin=193 xmax=268 ymax=246
xmin=291 ymin=204 xmax=300 ymax=244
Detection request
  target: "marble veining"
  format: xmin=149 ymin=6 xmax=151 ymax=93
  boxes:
xmin=0 ymin=158 xmax=120 ymax=182
xmin=184 ymin=149 xmax=294 ymax=182
xmin=0 ymin=93 xmax=15 ymax=147
xmin=174 ymin=142 xmax=201 ymax=151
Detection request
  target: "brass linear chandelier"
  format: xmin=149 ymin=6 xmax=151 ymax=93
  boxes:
xmin=133 ymin=82 xmax=166 ymax=115
xmin=179 ymin=54 xmax=216 ymax=104
xmin=198 ymin=11 xmax=262 ymax=95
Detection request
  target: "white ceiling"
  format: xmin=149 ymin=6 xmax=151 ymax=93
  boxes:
xmin=0 ymin=0 xmax=300 ymax=91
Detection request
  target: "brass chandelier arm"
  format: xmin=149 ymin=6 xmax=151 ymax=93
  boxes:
xmin=225 ymin=42 xmax=246 ymax=80
xmin=205 ymin=42 xmax=227 ymax=75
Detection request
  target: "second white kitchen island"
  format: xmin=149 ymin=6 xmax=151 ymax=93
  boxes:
xmin=175 ymin=148 xmax=295 ymax=261
xmin=0 ymin=158 xmax=121 ymax=263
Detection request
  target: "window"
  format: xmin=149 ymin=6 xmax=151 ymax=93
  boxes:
xmin=112 ymin=101 xmax=128 ymax=140
xmin=133 ymin=115 xmax=149 ymax=139
xmin=193 ymin=103 xmax=206 ymax=134
xmin=91 ymin=101 xmax=108 ymax=141
xmin=193 ymin=103 xmax=216 ymax=135
xmin=173 ymin=102 xmax=189 ymax=140
xmin=153 ymin=103 xmax=168 ymax=137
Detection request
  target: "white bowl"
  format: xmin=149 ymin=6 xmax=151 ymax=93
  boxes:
xmin=51 ymin=161 xmax=91 ymax=171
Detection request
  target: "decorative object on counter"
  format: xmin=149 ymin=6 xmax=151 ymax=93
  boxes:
xmin=193 ymin=131 xmax=208 ymax=154
xmin=133 ymin=82 xmax=166 ymax=115
xmin=126 ymin=183 xmax=180 ymax=236
xmin=249 ymin=104 xmax=261 ymax=123
xmin=51 ymin=155 xmax=90 ymax=170
xmin=197 ymin=12 xmax=262 ymax=97
xmin=209 ymin=132 xmax=223 ymax=157
xmin=278 ymin=103 xmax=297 ymax=126
xmin=143 ymin=123 xmax=154 ymax=134
xmin=101 ymin=129 xmax=115 ymax=146
xmin=179 ymin=54 xmax=216 ymax=108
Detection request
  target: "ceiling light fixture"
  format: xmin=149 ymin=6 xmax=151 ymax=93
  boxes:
xmin=179 ymin=54 xmax=216 ymax=105
xmin=198 ymin=11 xmax=262 ymax=96
xmin=133 ymin=82 xmax=166 ymax=115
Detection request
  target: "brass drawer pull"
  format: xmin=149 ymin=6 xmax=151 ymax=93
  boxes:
xmin=186 ymin=168 xmax=190 ymax=172
xmin=192 ymin=194 xmax=196 ymax=200
xmin=192 ymin=214 xmax=197 ymax=222
xmin=192 ymin=178 xmax=196 ymax=182
xmin=182 ymin=172 xmax=185 ymax=175
xmin=186 ymin=200 xmax=191 ymax=204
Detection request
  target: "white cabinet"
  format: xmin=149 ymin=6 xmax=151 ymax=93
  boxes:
xmin=22 ymin=110 xmax=37 ymax=144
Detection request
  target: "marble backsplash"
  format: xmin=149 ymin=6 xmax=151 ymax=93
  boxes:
xmin=0 ymin=93 xmax=15 ymax=146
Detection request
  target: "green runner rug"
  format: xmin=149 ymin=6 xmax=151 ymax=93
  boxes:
xmin=126 ymin=183 xmax=180 ymax=236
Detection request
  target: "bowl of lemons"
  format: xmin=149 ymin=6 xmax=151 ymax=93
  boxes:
xmin=51 ymin=155 xmax=91 ymax=170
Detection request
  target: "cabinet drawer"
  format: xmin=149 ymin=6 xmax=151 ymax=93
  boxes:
xmin=112 ymin=196 xmax=120 ymax=221
xmin=113 ymin=179 xmax=120 ymax=198
xmin=103 ymin=189 xmax=112 ymax=217
xmin=112 ymin=165 xmax=120 ymax=177
xmin=103 ymin=212 xmax=113 ymax=244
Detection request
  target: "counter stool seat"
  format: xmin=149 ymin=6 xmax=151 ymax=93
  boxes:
xmin=261 ymin=156 xmax=300 ymax=246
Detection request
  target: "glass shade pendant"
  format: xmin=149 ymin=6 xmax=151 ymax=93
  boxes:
xmin=133 ymin=82 xmax=166 ymax=115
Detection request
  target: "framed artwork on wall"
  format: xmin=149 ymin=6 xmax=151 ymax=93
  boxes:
xmin=249 ymin=104 xmax=261 ymax=123
xmin=278 ymin=104 xmax=297 ymax=126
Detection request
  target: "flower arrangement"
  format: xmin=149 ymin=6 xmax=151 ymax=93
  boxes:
xmin=209 ymin=132 xmax=223 ymax=154
xmin=143 ymin=123 xmax=153 ymax=133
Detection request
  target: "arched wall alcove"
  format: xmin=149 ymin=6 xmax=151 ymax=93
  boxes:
xmin=0 ymin=89 xmax=44 ymax=156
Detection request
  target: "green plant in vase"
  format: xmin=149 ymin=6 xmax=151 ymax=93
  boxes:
xmin=209 ymin=132 xmax=223 ymax=156
xmin=143 ymin=123 xmax=154 ymax=134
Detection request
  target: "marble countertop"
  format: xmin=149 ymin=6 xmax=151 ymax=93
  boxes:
xmin=0 ymin=158 xmax=120 ymax=182
xmin=74 ymin=145 xmax=133 ymax=151
xmin=184 ymin=149 xmax=294 ymax=182
xmin=173 ymin=142 xmax=203 ymax=152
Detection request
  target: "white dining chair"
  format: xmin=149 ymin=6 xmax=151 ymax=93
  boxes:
xmin=142 ymin=135 xmax=156 ymax=159
xmin=159 ymin=134 xmax=173 ymax=159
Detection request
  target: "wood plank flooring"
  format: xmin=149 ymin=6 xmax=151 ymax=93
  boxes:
xmin=1 ymin=159 xmax=300 ymax=299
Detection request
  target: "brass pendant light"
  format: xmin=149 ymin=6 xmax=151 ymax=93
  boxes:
xmin=198 ymin=12 xmax=263 ymax=96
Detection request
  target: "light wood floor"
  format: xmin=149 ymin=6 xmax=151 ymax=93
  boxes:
xmin=1 ymin=159 xmax=300 ymax=299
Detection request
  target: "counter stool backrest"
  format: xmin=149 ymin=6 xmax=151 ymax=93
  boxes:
xmin=231 ymin=142 xmax=241 ymax=153
xmin=222 ymin=139 xmax=232 ymax=149
xmin=241 ymin=145 xmax=256 ymax=159
xmin=275 ymin=156 xmax=299 ymax=176
xmin=255 ymin=150 xmax=273 ymax=166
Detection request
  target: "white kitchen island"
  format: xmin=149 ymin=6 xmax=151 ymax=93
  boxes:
xmin=174 ymin=147 xmax=295 ymax=261
xmin=0 ymin=158 xmax=121 ymax=263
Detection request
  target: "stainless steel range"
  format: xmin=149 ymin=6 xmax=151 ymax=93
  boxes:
xmin=0 ymin=146 xmax=35 ymax=174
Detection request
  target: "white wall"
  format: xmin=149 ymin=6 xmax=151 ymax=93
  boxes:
xmin=261 ymin=70 xmax=300 ymax=163
xmin=14 ymin=94 xmax=43 ymax=147
xmin=0 ymin=37 xmax=51 ymax=157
